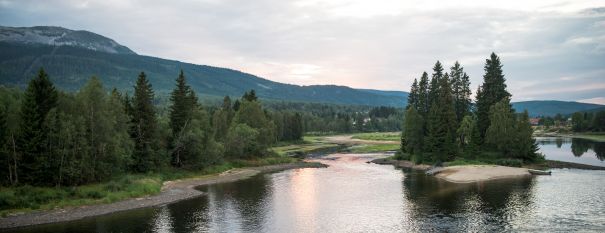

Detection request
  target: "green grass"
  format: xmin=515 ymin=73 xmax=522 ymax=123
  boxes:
xmin=271 ymin=136 xmax=339 ymax=156
xmin=0 ymin=155 xmax=300 ymax=217
xmin=348 ymin=144 xmax=400 ymax=153
xmin=569 ymin=133 xmax=605 ymax=142
xmin=351 ymin=132 xmax=400 ymax=141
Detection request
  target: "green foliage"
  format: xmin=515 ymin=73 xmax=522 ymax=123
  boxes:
xmin=485 ymin=98 xmax=516 ymax=155
xmin=425 ymin=72 xmax=457 ymax=162
xmin=130 ymin=72 xmax=163 ymax=172
xmin=450 ymin=61 xmax=472 ymax=123
xmin=400 ymin=53 xmax=540 ymax=165
xmin=225 ymin=123 xmax=261 ymax=158
xmin=476 ymin=52 xmax=511 ymax=140
xmin=18 ymin=68 xmax=58 ymax=185
xmin=403 ymin=108 xmax=424 ymax=155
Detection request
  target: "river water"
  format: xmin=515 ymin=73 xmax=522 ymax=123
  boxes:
xmin=5 ymin=138 xmax=605 ymax=232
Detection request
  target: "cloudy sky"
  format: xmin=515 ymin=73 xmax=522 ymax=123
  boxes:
xmin=1 ymin=0 xmax=604 ymax=103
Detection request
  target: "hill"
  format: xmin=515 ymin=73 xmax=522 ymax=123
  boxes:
xmin=0 ymin=26 xmax=406 ymax=107
xmin=512 ymin=101 xmax=604 ymax=117
xmin=1 ymin=26 xmax=602 ymax=114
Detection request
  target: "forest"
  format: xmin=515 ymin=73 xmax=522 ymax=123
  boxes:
xmin=401 ymin=53 xmax=541 ymax=166
xmin=0 ymin=69 xmax=402 ymax=187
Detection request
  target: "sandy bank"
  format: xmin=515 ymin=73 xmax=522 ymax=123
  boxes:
xmin=0 ymin=162 xmax=326 ymax=229
xmin=435 ymin=165 xmax=530 ymax=183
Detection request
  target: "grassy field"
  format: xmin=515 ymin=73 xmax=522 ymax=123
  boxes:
xmin=568 ymin=133 xmax=605 ymax=142
xmin=351 ymin=132 xmax=400 ymax=141
xmin=348 ymin=144 xmax=400 ymax=153
xmin=271 ymin=136 xmax=340 ymax=156
xmin=0 ymin=156 xmax=299 ymax=216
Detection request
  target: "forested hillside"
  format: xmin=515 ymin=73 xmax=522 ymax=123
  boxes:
xmin=0 ymin=41 xmax=406 ymax=107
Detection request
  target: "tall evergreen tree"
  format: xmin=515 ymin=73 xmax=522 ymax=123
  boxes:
xmin=450 ymin=61 xmax=472 ymax=123
xmin=476 ymin=53 xmax=511 ymax=140
xmin=18 ymin=68 xmax=58 ymax=184
xmin=168 ymin=71 xmax=200 ymax=167
xmin=417 ymin=72 xmax=430 ymax=117
xmin=131 ymin=72 xmax=161 ymax=172
xmin=407 ymin=79 xmax=419 ymax=110
xmin=403 ymin=107 xmax=424 ymax=156
xmin=428 ymin=61 xmax=444 ymax=108
xmin=425 ymin=73 xmax=457 ymax=162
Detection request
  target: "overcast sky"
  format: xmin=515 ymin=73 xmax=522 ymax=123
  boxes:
xmin=1 ymin=0 xmax=604 ymax=103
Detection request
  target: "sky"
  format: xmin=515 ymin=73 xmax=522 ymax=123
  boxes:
xmin=1 ymin=0 xmax=604 ymax=104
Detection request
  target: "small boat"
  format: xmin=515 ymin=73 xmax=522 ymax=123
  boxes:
xmin=528 ymin=169 xmax=551 ymax=175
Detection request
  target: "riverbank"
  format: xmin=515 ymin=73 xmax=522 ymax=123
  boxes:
xmin=434 ymin=165 xmax=530 ymax=183
xmin=534 ymin=132 xmax=605 ymax=142
xmin=0 ymin=161 xmax=326 ymax=229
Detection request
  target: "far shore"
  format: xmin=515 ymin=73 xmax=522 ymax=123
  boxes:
xmin=0 ymin=161 xmax=327 ymax=229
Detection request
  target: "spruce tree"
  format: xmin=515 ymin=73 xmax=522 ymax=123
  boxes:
xmin=450 ymin=61 xmax=472 ymax=123
xmin=407 ymin=79 xmax=419 ymax=110
xmin=18 ymin=68 xmax=58 ymax=184
xmin=513 ymin=110 xmax=539 ymax=161
xmin=425 ymin=73 xmax=457 ymax=162
xmin=476 ymin=53 xmax=511 ymax=140
xmin=403 ymin=107 xmax=424 ymax=156
xmin=168 ymin=70 xmax=200 ymax=167
xmin=131 ymin=72 xmax=160 ymax=172
xmin=417 ymin=72 xmax=430 ymax=117
xmin=169 ymin=70 xmax=197 ymax=135
xmin=428 ymin=61 xmax=443 ymax=108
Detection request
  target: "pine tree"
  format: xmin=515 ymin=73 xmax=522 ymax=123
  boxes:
xmin=243 ymin=90 xmax=258 ymax=102
xmin=168 ymin=71 xmax=200 ymax=167
xmin=428 ymin=61 xmax=444 ymax=108
xmin=417 ymin=72 xmax=430 ymax=117
xmin=425 ymin=73 xmax=457 ymax=162
xmin=131 ymin=72 xmax=161 ymax=172
xmin=407 ymin=79 xmax=419 ymax=110
xmin=18 ymin=68 xmax=58 ymax=184
xmin=450 ymin=61 xmax=472 ymax=123
xmin=476 ymin=53 xmax=511 ymax=141
xmin=403 ymin=107 xmax=424 ymax=156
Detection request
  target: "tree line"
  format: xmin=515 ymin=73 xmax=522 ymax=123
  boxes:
xmin=401 ymin=53 xmax=540 ymax=164
xmin=0 ymin=69 xmax=305 ymax=186
xmin=571 ymin=111 xmax=605 ymax=132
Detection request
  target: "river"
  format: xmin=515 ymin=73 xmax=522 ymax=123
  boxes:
xmin=5 ymin=138 xmax=605 ymax=232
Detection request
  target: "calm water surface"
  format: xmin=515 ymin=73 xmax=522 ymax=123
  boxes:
xmin=6 ymin=139 xmax=605 ymax=232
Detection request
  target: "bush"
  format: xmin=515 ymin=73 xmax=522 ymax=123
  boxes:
xmin=495 ymin=158 xmax=523 ymax=167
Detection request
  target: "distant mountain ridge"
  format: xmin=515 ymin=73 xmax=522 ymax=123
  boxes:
xmin=0 ymin=26 xmax=135 ymax=54
xmin=0 ymin=26 xmax=602 ymax=115
xmin=512 ymin=101 xmax=604 ymax=117
xmin=0 ymin=25 xmax=406 ymax=107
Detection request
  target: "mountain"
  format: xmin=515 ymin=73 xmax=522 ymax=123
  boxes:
xmin=0 ymin=26 xmax=135 ymax=54
xmin=512 ymin=101 xmax=604 ymax=117
xmin=1 ymin=26 xmax=602 ymax=114
xmin=0 ymin=26 xmax=406 ymax=107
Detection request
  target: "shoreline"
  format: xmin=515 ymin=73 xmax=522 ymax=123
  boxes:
xmin=0 ymin=161 xmax=327 ymax=229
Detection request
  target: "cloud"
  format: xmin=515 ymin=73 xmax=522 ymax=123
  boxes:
xmin=0 ymin=0 xmax=603 ymax=102
xmin=579 ymin=97 xmax=605 ymax=105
